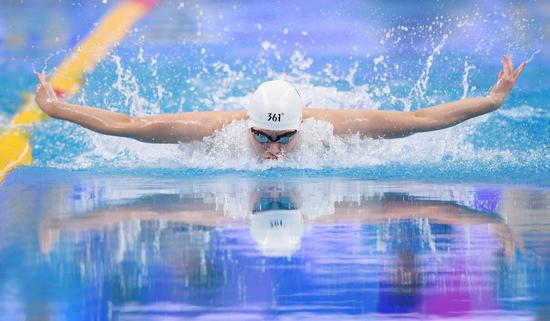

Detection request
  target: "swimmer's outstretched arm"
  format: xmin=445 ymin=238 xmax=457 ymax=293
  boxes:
xmin=306 ymin=56 xmax=526 ymax=138
xmin=34 ymin=72 xmax=246 ymax=143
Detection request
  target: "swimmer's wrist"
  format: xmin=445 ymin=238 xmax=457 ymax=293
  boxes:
xmin=486 ymin=93 xmax=505 ymax=110
xmin=39 ymin=99 xmax=63 ymax=118
xmin=35 ymin=97 xmax=55 ymax=116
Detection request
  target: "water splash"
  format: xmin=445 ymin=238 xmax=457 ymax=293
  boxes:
xmin=192 ymin=61 xmax=246 ymax=111
xmin=39 ymin=49 xmax=546 ymax=173
xmin=523 ymin=49 xmax=541 ymax=64
xmin=111 ymin=55 xmax=153 ymax=115
xmin=406 ymin=34 xmax=448 ymax=111
xmin=497 ymin=105 xmax=549 ymax=120
xmin=29 ymin=8 xmax=546 ymax=176
xmin=461 ymin=59 xmax=476 ymax=99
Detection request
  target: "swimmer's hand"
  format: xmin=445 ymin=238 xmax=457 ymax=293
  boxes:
xmin=34 ymin=71 xmax=60 ymax=117
xmin=487 ymin=55 xmax=526 ymax=108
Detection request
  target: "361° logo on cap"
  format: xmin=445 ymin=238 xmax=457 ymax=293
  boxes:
xmin=268 ymin=113 xmax=284 ymax=122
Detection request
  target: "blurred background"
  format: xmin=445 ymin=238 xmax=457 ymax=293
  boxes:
xmin=1 ymin=0 xmax=549 ymax=54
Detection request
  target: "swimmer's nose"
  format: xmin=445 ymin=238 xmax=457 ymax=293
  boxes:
xmin=267 ymin=142 xmax=282 ymax=153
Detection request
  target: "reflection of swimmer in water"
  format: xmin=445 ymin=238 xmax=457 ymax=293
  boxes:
xmin=39 ymin=184 xmax=523 ymax=260
xmin=35 ymin=56 xmax=526 ymax=160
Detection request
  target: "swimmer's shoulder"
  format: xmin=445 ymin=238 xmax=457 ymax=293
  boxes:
xmin=167 ymin=109 xmax=246 ymax=121
xmin=199 ymin=109 xmax=246 ymax=133
xmin=303 ymin=107 xmax=377 ymax=119
xmin=173 ymin=109 xmax=247 ymax=142
xmin=302 ymin=107 xmax=383 ymax=136
xmin=212 ymin=109 xmax=247 ymax=119
xmin=302 ymin=107 xmax=362 ymax=123
xmin=194 ymin=109 xmax=247 ymax=127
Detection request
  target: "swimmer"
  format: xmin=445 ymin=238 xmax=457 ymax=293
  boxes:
xmin=34 ymin=56 xmax=526 ymax=160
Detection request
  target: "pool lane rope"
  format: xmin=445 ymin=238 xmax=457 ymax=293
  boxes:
xmin=0 ymin=0 xmax=160 ymax=181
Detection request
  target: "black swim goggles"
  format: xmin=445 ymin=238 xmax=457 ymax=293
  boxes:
xmin=250 ymin=128 xmax=298 ymax=144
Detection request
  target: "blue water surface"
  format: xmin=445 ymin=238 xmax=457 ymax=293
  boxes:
xmin=0 ymin=0 xmax=549 ymax=320
xmin=1 ymin=169 xmax=550 ymax=320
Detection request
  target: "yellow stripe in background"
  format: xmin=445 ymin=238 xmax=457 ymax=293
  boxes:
xmin=0 ymin=130 xmax=31 ymax=180
xmin=0 ymin=0 xmax=159 ymax=182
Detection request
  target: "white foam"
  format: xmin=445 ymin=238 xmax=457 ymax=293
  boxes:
xmin=497 ymin=105 xmax=548 ymax=120
xmin=406 ymin=34 xmax=448 ymax=110
xmin=461 ymin=60 xmax=475 ymax=99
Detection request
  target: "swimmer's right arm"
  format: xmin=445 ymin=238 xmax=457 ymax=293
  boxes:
xmin=34 ymin=72 xmax=246 ymax=143
xmin=305 ymin=56 xmax=526 ymax=138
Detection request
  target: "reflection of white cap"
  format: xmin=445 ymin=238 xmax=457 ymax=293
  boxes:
xmin=250 ymin=210 xmax=304 ymax=258
xmin=247 ymin=80 xmax=304 ymax=130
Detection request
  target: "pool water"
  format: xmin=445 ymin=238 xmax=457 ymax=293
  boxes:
xmin=1 ymin=0 xmax=549 ymax=320
xmin=1 ymin=169 xmax=549 ymax=320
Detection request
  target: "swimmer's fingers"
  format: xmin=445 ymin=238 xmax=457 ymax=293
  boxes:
xmin=501 ymin=57 xmax=509 ymax=77
xmin=34 ymin=71 xmax=48 ymax=87
xmin=489 ymin=56 xmax=522 ymax=107
xmin=513 ymin=62 xmax=527 ymax=80
xmin=504 ymin=55 xmax=514 ymax=77
xmin=34 ymin=72 xmax=57 ymax=100
xmin=34 ymin=73 xmax=47 ymax=99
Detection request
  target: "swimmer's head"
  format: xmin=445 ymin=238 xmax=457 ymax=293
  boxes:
xmin=247 ymin=80 xmax=304 ymax=130
xmin=247 ymin=80 xmax=303 ymax=159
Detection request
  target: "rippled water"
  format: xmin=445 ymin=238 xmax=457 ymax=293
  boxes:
xmin=1 ymin=1 xmax=549 ymax=320
xmin=0 ymin=169 xmax=549 ymax=320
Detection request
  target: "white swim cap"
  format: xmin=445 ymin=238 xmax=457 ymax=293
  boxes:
xmin=247 ymin=80 xmax=304 ymax=130
xmin=250 ymin=209 xmax=304 ymax=258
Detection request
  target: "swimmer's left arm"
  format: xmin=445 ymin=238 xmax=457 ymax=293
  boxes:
xmin=34 ymin=72 xmax=247 ymax=143
xmin=306 ymin=56 xmax=526 ymax=138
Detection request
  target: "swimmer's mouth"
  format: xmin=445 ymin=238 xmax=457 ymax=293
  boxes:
xmin=263 ymin=151 xmax=282 ymax=160
xmin=263 ymin=153 xmax=279 ymax=160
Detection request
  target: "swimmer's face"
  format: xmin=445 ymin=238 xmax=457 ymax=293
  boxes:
xmin=248 ymin=127 xmax=299 ymax=160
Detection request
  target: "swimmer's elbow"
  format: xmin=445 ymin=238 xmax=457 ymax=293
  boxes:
xmin=408 ymin=113 xmax=447 ymax=133
xmin=106 ymin=117 xmax=157 ymax=142
xmin=369 ymin=113 xmax=430 ymax=138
